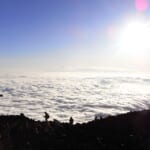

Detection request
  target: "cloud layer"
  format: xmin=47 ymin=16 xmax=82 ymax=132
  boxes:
xmin=0 ymin=72 xmax=150 ymax=122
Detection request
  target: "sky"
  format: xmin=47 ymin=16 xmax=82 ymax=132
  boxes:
xmin=0 ymin=0 xmax=150 ymax=72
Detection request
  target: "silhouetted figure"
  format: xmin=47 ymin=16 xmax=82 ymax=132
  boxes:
xmin=94 ymin=115 xmax=98 ymax=121
xmin=44 ymin=112 xmax=49 ymax=122
xmin=0 ymin=94 xmax=3 ymax=97
xmin=20 ymin=113 xmax=25 ymax=117
xmin=69 ymin=117 xmax=74 ymax=125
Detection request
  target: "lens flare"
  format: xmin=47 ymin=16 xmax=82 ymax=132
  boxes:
xmin=135 ymin=0 xmax=148 ymax=11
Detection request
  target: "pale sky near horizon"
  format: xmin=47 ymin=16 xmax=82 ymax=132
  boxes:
xmin=0 ymin=0 xmax=150 ymax=72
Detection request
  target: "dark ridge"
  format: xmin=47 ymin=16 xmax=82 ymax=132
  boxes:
xmin=0 ymin=110 xmax=150 ymax=150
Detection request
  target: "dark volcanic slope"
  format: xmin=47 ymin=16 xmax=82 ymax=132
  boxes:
xmin=0 ymin=110 xmax=150 ymax=150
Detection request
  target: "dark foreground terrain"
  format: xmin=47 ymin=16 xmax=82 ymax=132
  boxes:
xmin=0 ymin=110 xmax=150 ymax=150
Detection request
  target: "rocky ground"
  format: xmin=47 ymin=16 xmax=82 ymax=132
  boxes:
xmin=0 ymin=110 xmax=150 ymax=150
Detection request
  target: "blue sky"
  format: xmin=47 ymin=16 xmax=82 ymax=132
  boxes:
xmin=0 ymin=0 xmax=149 ymax=72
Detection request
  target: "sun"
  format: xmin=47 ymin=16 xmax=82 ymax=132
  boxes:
xmin=118 ymin=20 xmax=150 ymax=57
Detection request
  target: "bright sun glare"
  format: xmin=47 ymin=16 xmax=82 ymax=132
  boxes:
xmin=118 ymin=20 xmax=150 ymax=56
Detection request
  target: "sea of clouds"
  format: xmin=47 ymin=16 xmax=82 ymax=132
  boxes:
xmin=0 ymin=72 xmax=150 ymax=123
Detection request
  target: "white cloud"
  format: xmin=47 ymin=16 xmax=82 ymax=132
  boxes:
xmin=0 ymin=72 xmax=150 ymax=122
